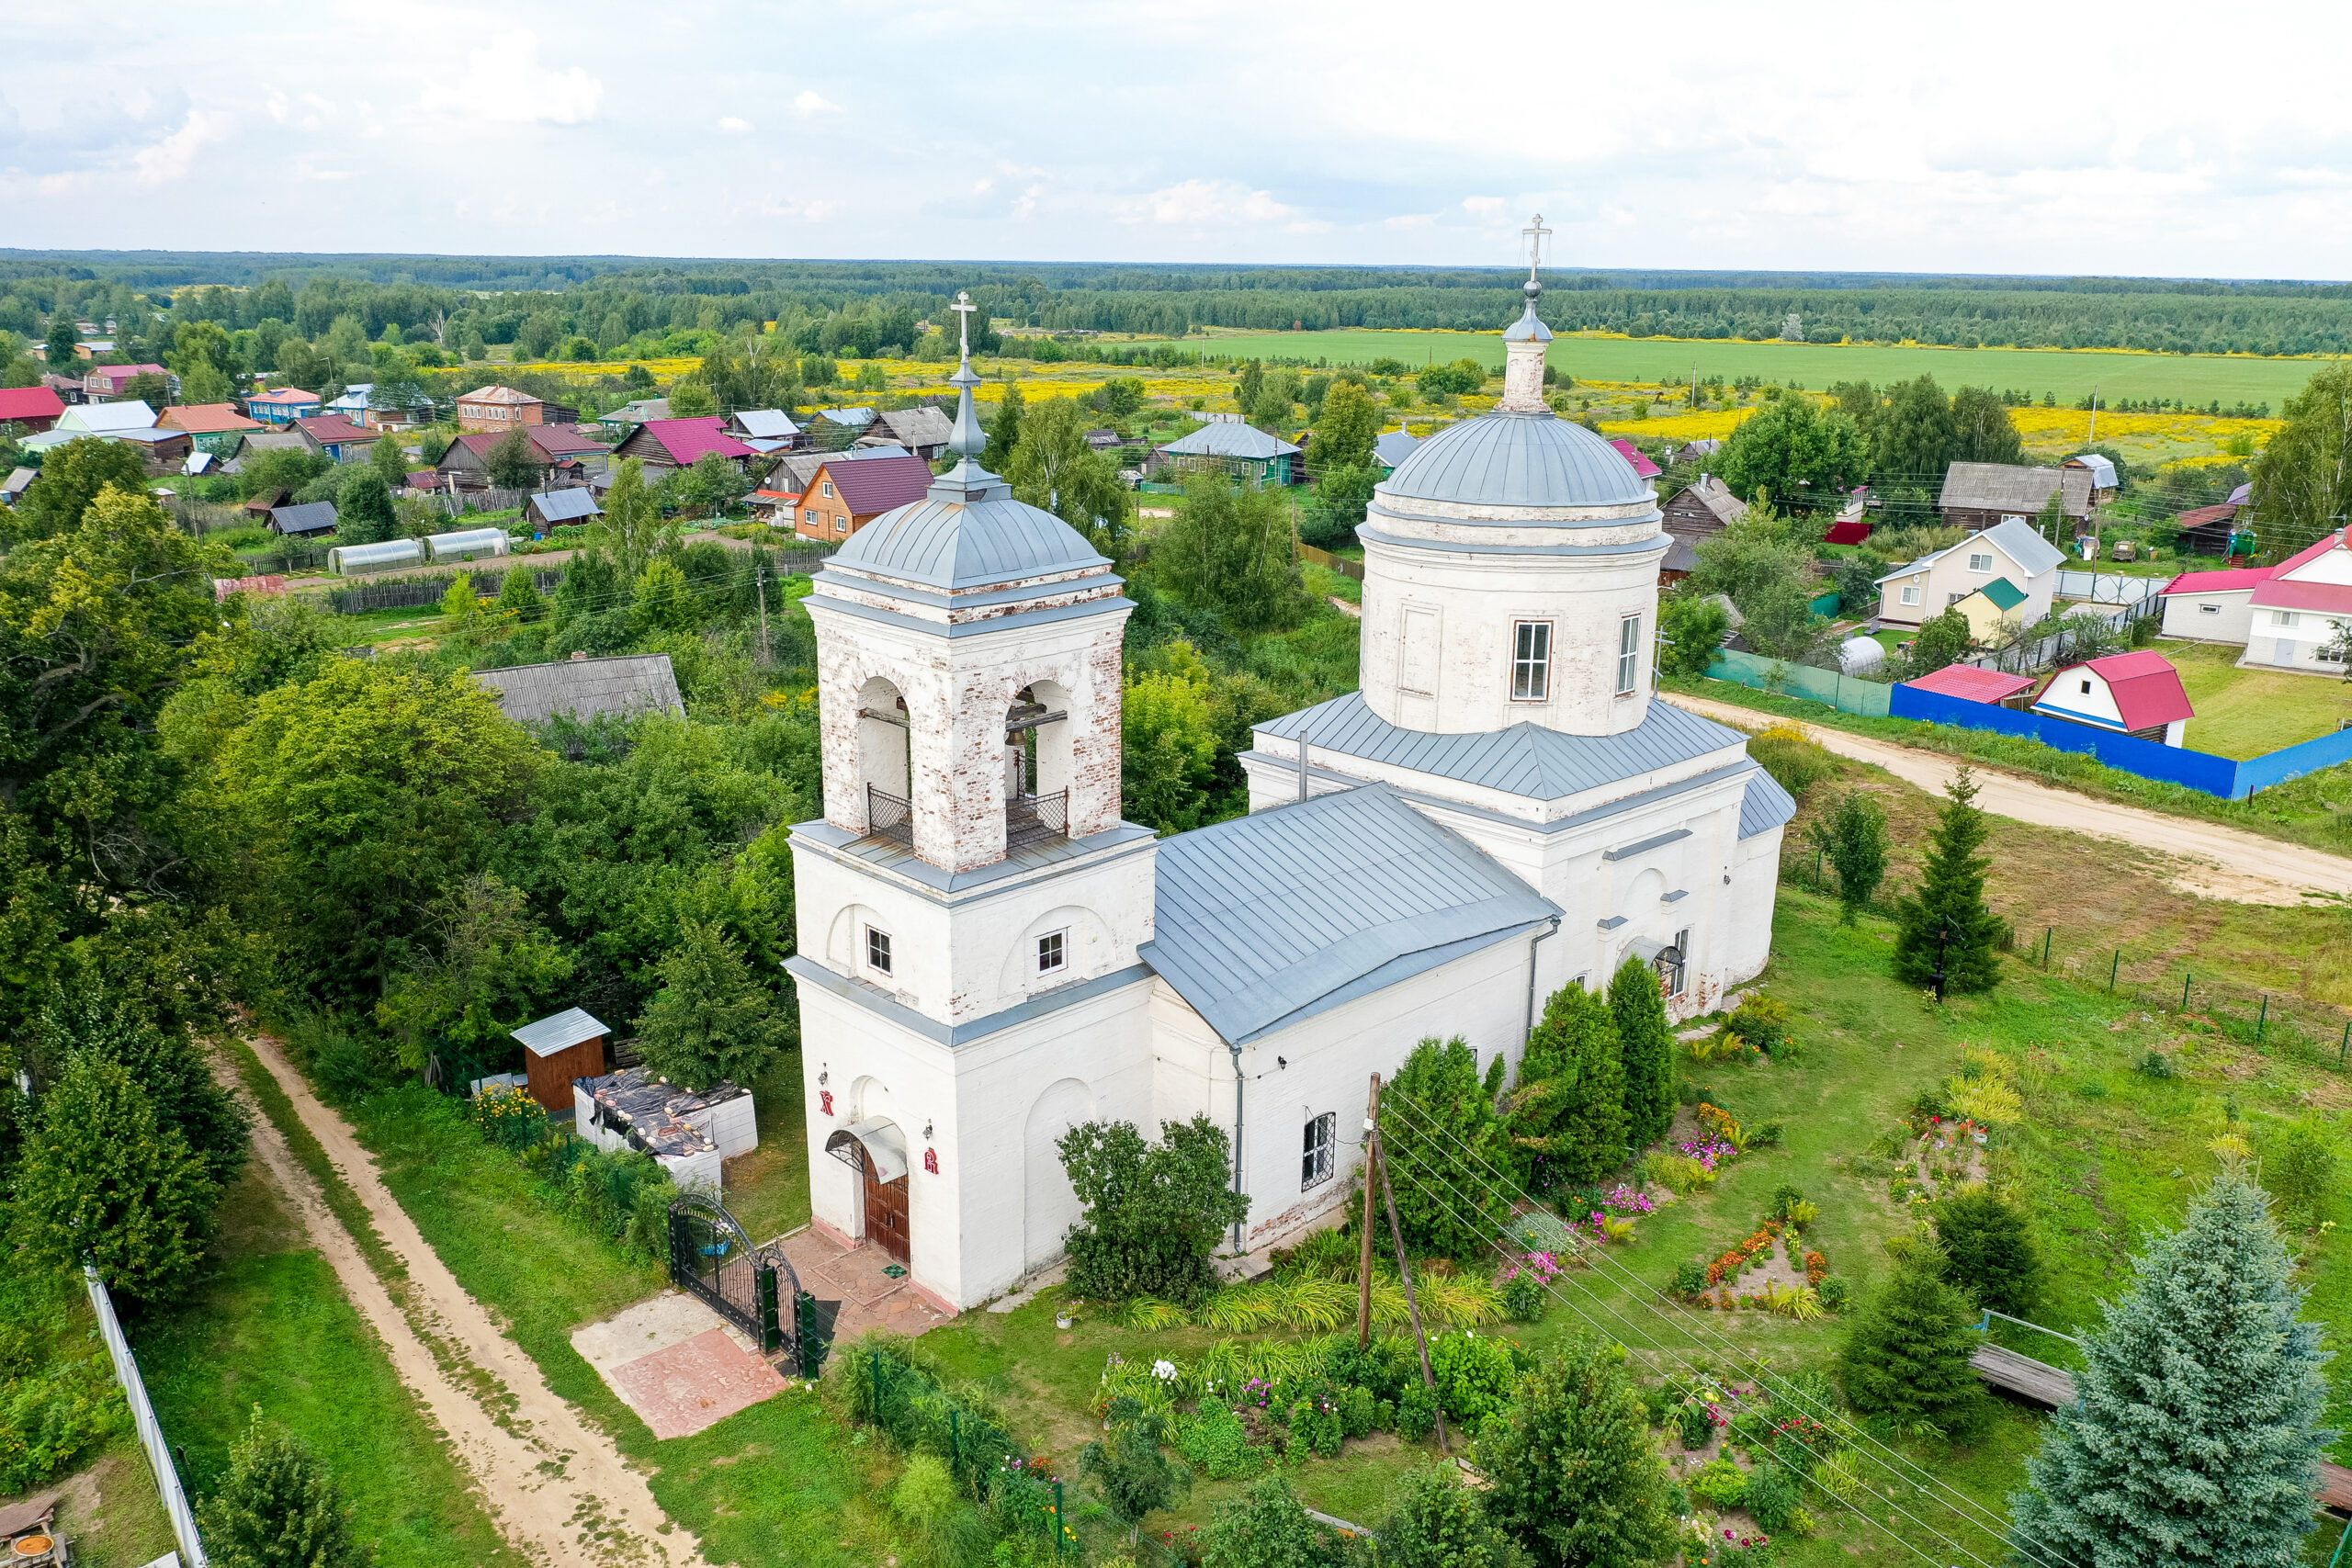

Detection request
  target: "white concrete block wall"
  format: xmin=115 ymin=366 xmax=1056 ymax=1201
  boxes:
xmin=665 ymin=1146 xmax=722 ymax=1194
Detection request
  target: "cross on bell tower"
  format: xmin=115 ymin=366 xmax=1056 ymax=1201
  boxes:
xmin=1496 ymin=210 xmax=1556 ymax=412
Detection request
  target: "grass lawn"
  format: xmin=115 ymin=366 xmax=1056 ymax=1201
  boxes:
xmin=130 ymin=1158 xmax=514 ymax=1568
xmin=1189 ymin=328 xmax=2322 ymax=407
xmin=2168 ymin=640 xmax=2352 ymax=759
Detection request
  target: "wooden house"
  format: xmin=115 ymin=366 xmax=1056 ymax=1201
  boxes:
xmin=869 ymin=405 xmax=955 ymax=460
xmin=295 ymin=414 xmax=380 ymax=464
xmin=1936 ymin=462 xmax=2094 ymax=533
xmin=790 ymin=454 xmax=934 ymax=543
xmin=0 ymin=385 xmax=67 ymax=434
xmin=611 ymin=416 xmax=758 ymax=474
xmin=1150 ymin=423 xmax=1302 ymax=485
xmin=511 ymin=1008 xmax=609 ymax=1113
xmin=245 ymin=387 xmax=322 ymax=424
xmin=1661 ymin=474 xmax=1747 ymax=548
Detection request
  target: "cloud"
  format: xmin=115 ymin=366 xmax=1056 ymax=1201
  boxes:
xmin=718 ymin=116 xmax=754 ymax=134
xmin=132 ymin=109 xmax=229 ymax=185
xmin=792 ymin=90 xmax=840 ymax=119
xmin=422 ymin=30 xmax=602 ymax=126
xmin=1461 ymin=195 xmax=1505 ymax=214
xmin=1122 ymin=178 xmax=1294 ymax=226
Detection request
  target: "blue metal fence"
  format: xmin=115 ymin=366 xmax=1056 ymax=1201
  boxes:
xmin=1886 ymin=683 xmax=2352 ymax=800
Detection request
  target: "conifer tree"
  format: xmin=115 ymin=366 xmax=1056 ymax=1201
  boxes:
xmin=981 ymin=379 xmax=1025 ymax=472
xmin=1934 ymin=1190 xmax=2041 ymax=1317
xmin=14 ymin=1055 xmax=220 ymax=1302
xmin=198 ymin=1408 xmax=372 ymax=1568
xmin=1384 ymin=1035 xmax=1513 ymax=1257
xmin=1836 ymin=1251 xmax=1989 ymax=1438
xmin=1510 ymin=982 xmax=1629 ymax=1186
xmin=496 ymin=564 xmax=546 ymax=624
xmin=1607 ymin=956 xmax=1675 ymax=1152
xmin=1480 ymin=1337 xmax=1678 ymax=1568
xmin=633 ymin=919 xmax=792 ymax=1091
xmin=1890 ymin=766 xmax=2002 ymax=996
xmin=2009 ymin=1175 xmax=2332 ymax=1568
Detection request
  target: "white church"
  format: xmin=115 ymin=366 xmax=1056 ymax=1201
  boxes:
xmin=784 ymin=259 xmax=1793 ymax=1314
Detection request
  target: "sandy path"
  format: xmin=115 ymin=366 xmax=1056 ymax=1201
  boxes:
xmin=1662 ymin=689 xmax=2352 ymax=908
xmin=229 ymin=1035 xmax=706 ymax=1568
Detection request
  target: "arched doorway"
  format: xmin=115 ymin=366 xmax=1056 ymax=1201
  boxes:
xmin=1004 ymin=682 xmax=1072 ymax=849
xmin=1023 ymin=1078 xmax=1094 ymax=1271
xmin=825 ymin=1119 xmax=910 ymax=1265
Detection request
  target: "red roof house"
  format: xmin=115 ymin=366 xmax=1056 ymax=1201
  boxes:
xmin=2030 ymin=650 xmax=2196 ymax=746
xmin=791 ymin=455 xmax=937 ymax=543
xmin=1902 ymin=663 xmax=2038 ymax=707
xmin=0 ymin=385 xmax=67 ymax=433
xmin=1607 ymin=437 xmax=1662 ymax=479
xmin=83 ymin=363 xmax=172 ymax=398
xmin=614 ymin=417 xmax=758 ymax=471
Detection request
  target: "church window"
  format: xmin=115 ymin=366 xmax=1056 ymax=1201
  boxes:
xmin=1301 ymin=1112 xmax=1336 ymax=1190
xmin=1511 ymin=621 xmax=1552 ymax=701
xmin=866 ymin=926 xmax=893 ymax=975
xmin=1036 ymin=930 xmax=1066 ymax=976
xmin=1616 ymin=615 xmax=1642 ymax=695
xmin=1655 ymin=928 xmax=1690 ymax=997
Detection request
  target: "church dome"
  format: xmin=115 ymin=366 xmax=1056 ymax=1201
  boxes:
xmin=831 ymin=491 xmax=1108 ymax=591
xmin=1378 ymin=410 xmax=1652 ymax=512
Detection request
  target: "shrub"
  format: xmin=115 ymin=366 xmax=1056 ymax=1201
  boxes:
xmin=1745 ymin=1467 xmax=1802 ymax=1533
xmin=468 ymin=1082 xmax=548 ymax=1151
xmin=196 ymin=1408 xmax=370 ymax=1568
xmin=1690 ymin=1457 xmax=1749 ymax=1507
xmin=1934 ymin=1190 xmax=2042 ymax=1316
xmin=1836 ymin=1258 xmax=1989 ymax=1438
xmin=1201 ymin=1475 xmax=1331 ymax=1568
xmin=1374 ymin=1465 xmax=1508 ymax=1568
xmin=1283 ymin=1225 xmax=1358 ymax=1280
xmin=1479 ymin=1337 xmax=1678 ymax=1568
xmin=1171 ymin=1406 xmax=1261 ymax=1480
xmin=1339 ymin=1384 xmax=1376 ymax=1440
xmin=1645 ymin=1151 xmax=1716 ymax=1194
xmin=1721 ymin=996 xmax=1795 ymax=1058
xmin=1083 ymin=1399 xmax=1192 ymax=1534
xmin=1060 ymin=1117 xmax=1249 ymax=1306
xmin=1288 ymin=1395 xmax=1342 ymax=1459
xmin=1503 ymin=1271 xmax=1547 ymax=1323
xmin=2266 ymin=1119 xmax=2339 ymax=1231
xmin=1816 ymin=1276 xmax=1851 ymax=1312
xmin=1673 ymin=1262 xmax=1711 ymax=1299
xmin=1747 ymin=725 xmax=1834 ymax=798
xmin=1429 ymin=1331 xmax=1521 ymax=1427
xmin=2136 ymin=1049 xmax=2176 ymax=1079
xmin=1396 ymin=1383 xmax=1438 ymax=1440
xmin=892 ymin=1452 xmax=989 ymax=1568
xmin=1678 ymin=1402 xmax=1716 ymax=1450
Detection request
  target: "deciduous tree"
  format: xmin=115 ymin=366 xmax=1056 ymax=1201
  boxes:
xmin=198 ymin=1408 xmax=372 ymax=1568
xmin=336 ymin=471 xmax=398 ymax=545
xmin=378 ymin=872 xmax=573 ymax=1072
xmin=1008 ymin=394 xmax=1133 ymax=557
xmin=632 ymin=919 xmax=792 ymax=1091
xmin=1480 ymin=1337 xmax=1678 ymax=1568
xmin=589 ymin=458 xmax=664 ymax=577
xmin=1715 ymin=389 xmax=1868 ymax=510
xmin=2251 ymin=359 xmax=2352 ymax=559
xmin=1806 ymin=788 xmax=1892 ymax=922
xmin=1872 ymin=375 xmax=1958 ymax=490
xmin=1375 ymin=1466 xmax=1507 ymax=1568
xmin=1950 ymin=386 xmax=2025 ymax=466
xmin=15 ymin=1055 xmax=220 ymax=1302
xmin=485 ymin=425 xmax=541 ymax=491
xmin=9 ymin=436 xmax=150 ymax=543
xmin=1154 ymin=475 xmax=1311 ymax=634
xmin=1057 ymin=1114 xmax=1248 ymax=1305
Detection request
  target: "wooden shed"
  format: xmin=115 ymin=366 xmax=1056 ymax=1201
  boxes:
xmin=512 ymin=1007 xmax=610 ymax=1112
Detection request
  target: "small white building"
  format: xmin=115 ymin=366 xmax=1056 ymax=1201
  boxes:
xmin=783 ymin=263 xmax=1792 ymax=1314
xmin=2029 ymin=650 xmax=2195 ymax=746
xmin=2159 ymin=529 xmax=2352 ymax=672
xmin=574 ymin=1067 xmax=758 ymax=1194
xmin=1874 ymin=516 xmax=2065 ymax=628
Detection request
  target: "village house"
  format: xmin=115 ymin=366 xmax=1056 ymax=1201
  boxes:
xmin=869 ymin=405 xmax=956 ymax=461
xmin=725 ymin=410 xmax=802 ymax=450
xmin=1149 ymin=422 xmax=1302 ymax=485
xmin=471 ymin=652 xmax=684 ymax=726
xmin=2158 ymin=527 xmax=2352 ymax=671
xmin=2029 ymin=649 xmax=2195 ymax=746
xmin=786 ymin=265 xmax=1790 ymax=1311
xmin=595 ymin=397 xmax=669 ymax=440
xmin=158 ymin=402 xmax=264 ymax=454
xmin=268 ymin=501 xmax=339 ymax=538
xmin=1949 ymin=576 xmax=2030 ymax=642
xmin=295 ymin=414 xmax=380 ymax=464
xmin=1936 ymin=462 xmax=2096 ymax=534
xmin=56 ymin=400 xmax=159 ymax=438
xmin=1373 ymin=425 xmax=1420 ymax=474
xmin=40 ymin=372 xmax=85 ymax=406
xmin=245 ymin=387 xmax=321 ymax=424
xmin=1874 ymin=514 xmax=2065 ymax=628
xmin=79 ymin=363 xmax=174 ymax=400
xmin=436 ymin=424 xmax=613 ymax=491
xmin=2169 ymin=499 xmax=2245 ymax=558
xmin=790 ymin=454 xmax=934 ymax=543
xmin=218 ymin=430 xmax=309 ymax=476
xmin=611 ymin=416 xmax=759 ymax=475
xmin=1660 ymin=474 xmax=1747 ymax=549
xmin=526 ymin=488 xmax=602 ymax=532
xmin=457 ymin=384 xmax=545 ymax=433
xmin=0 ymin=385 xmax=66 ymax=434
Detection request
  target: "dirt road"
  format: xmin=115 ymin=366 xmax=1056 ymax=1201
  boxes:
xmin=230 ymin=1036 xmax=705 ymax=1568
xmin=1661 ymin=690 xmax=2352 ymax=908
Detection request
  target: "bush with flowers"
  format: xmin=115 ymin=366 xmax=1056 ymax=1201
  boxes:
xmin=468 ymin=1081 xmax=548 ymax=1151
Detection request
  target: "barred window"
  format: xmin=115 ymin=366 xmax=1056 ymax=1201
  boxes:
xmin=1511 ymin=621 xmax=1551 ymax=701
xmin=1301 ymin=1112 xmax=1336 ymax=1190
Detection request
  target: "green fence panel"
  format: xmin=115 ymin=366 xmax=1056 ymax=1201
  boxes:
xmin=1705 ymin=651 xmax=1892 ymax=717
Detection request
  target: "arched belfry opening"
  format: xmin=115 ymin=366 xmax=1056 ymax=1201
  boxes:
xmin=1004 ymin=682 xmax=1071 ymax=849
xmin=857 ymin=675 xmax=911 ymax=841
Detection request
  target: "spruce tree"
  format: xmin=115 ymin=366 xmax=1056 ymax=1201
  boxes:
xmin=14 ymin=1055 xmax=220 ymax=1303
xmin=198 ymin=1408 xmax=372 ymax=1568
xmin=1935 ymin=1190 xmax=2041 ymax=1317
xmin=1836 ymin=1252 xmax=1989 ymax=1438
xmin=1607 ymin=956 xmax=1675 ymax=1152
xmin=1891 ymin=765 xmax=2002 ymax=995
xmin=981 ymin=379 xmax=1025 ymax=472
xmin=1480 ymin=1337 xmax=1678 ymax=1568
xmin=1508 ymin=983 xmax=1627 ymax=1187
xmin=2009 ymin=1176 xmax=2332 ymax=1568
xmin=496 ymin=565 xmax=546 ymax=624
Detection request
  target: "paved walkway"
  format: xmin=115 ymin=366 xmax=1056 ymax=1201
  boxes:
xmin=776 ymin=1228 xmax=952 ymax=1343
xmin=1662 ymin=690 xmax=2352 ymax=907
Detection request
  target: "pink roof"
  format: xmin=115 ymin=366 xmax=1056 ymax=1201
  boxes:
xmin=2251 ymin=578 xmax=2352 ymax=615
xmin=2044 ymin=650 xmax=2195 ymax=731
xmin=1905 ymin=663 xmax=2037 ymax=704
xmin=1607 ymin=437 xmax=1661 ymax=478
xmin=819 ymin=455 xmax=935 ymax=517
xmin=0 ymin=386 xmax=65 ymax=422
xmin=85 ymin=363 xmax=168 ymax=385
xmin=633 ymin=417 xmax=754 ymax=465
xmin=160 ymin=402 xmax=263 ymax=434
xmin=2162 ymin=566 xmax=2273 ymax=595
xmin=527 ymin=423 xmax=612 ymax=458
xmin=248 ymin=388 xmax=319 ymax=405
xmin=298 ymin=414 xmax=376 ymax=443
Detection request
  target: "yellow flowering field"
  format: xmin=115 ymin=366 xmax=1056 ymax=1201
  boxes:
xmin=1597 ymin=408 xmax=1758 ymax=440
xmin=2008 ymin=407 xmax=2279 ymax=444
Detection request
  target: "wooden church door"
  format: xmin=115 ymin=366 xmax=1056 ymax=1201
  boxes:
xmin=862 ymin=1151 xmax=910 ymax=1264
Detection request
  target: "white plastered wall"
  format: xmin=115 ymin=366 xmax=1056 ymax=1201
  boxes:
xmin=2160 ymin=591 xmax=2255 ymax=645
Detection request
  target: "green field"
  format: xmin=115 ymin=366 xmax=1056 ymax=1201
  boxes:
xmin=1194 ymin=328 xmax=2327 ymax=406
xmin=2170 ymin=641 xmax=2352 ymax=759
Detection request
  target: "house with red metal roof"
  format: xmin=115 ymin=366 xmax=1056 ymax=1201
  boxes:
xmin=791 ymin=455 xmax=936 ymax=543
xmin=2030 ymin=650 xmax=2196 ymax=746
xmin=2159 ymin=528 xmax=2352 ymax=670
xmin=438 ymin=423 xmax=616 ymax=491
xmin=82 ymin=363 xmax=174 ymax=400
xmin=612 ymin=416 xmax=759 ymax=473
xmin=1902 ymin=662 xmax=2039 ymax=708
xmin=1607 ymin=437 xmax=1661 ymax=479
xmin=0 ymin=385 xmax=66 ymax=433
xmin=295 ymin=413 xmax=381 ymax=463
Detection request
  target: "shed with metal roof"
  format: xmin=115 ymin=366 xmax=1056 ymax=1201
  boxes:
xmin=269 ymin=501 xmax=338 ymax=537
xmin=511 ymin=1007 xmax=610 ymax=1111
xmin=470 ymin=653 xmax=684 ymax=725
xmin=526 ymin=488 xmax=602 ymax=528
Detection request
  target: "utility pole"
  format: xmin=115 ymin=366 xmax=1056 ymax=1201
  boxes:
xmin=1356 ymin=1074 xmax=1381 ymax=1349
xmin=1372 ymin=1094 xmax=1449 ymax=1454
xmin=754 ymin=555 xmax=770 ymax=667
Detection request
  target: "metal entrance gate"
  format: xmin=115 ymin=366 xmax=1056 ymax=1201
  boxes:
xmin=667 ymin=1192 xmax=816 ymax=1367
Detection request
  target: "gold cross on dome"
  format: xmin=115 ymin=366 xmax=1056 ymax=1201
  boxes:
xmin=1522 ymin=213 xmax=1552 ymax=278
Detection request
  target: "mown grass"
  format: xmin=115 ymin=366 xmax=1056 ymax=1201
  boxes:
xmin=2170 ymin=641 xmax=2352 ymax=759
xmin=130 ymin=1158 xmax=514 ymax=1567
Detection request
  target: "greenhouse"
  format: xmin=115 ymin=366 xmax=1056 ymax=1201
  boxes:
xmin=326 ymin=539 xmax=425 ymax=575
xmin=425 ymin=527 xmax=513 ymax=563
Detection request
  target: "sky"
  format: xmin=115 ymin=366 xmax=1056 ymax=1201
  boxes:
xmin=6 ymin=1 xmax=2352 ymax=280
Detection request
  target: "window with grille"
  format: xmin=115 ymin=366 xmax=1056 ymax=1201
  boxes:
xmin=1617 ymin=615 xmax=1642 ymax=694
xmin=1511 ymin=621 xmax=1552 ymax=701
xmin=866 ymin=927 xmax=892 ymax=975
xmin=1036 ymin=930 xmax=1066 ymax=975
xmin=1301 ymin=1112 xmax=1336 ymax=1189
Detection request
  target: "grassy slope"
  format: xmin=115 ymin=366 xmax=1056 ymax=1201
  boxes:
xmin=1191 ymin=329 xmax=2322 ymax=405
xmin=129 ymin=1159 xmax=514 ymax=1567
xmin=2171 ymin=641 xmax=2352 ymax=759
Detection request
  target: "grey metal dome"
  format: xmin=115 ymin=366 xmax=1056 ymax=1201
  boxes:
xmin=1378 ymin=411 xmax=1652 ymax=512
xmin=831 ymin=491 xmax=1109 ymax=591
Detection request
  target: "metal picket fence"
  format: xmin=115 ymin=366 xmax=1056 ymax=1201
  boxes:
xmin=2028 ymin=931 xmax=2352 ymax=1070
xmin=85 ymin=1264 xmax=209 ymax=1567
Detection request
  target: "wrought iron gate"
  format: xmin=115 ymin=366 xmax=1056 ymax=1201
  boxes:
xmin=667 ymin=1192 xmax=806 ymax=1361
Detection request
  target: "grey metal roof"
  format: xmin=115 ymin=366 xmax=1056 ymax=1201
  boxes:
xmin=816 ymin=406 xmax=878 ymax=428
xmin=1158 ymin=423 xmax=1301 ymax=460
xmin=1373 ymin=428 xmax=1420 ymax=469
xmin=270 ymin=501 xmax=338 ymax=536
xmin=1140 ymin=784 xmax=1559 ymax=1045
xmin=1875 ymin=516 xmax=2064 ymax=584
xmin=471 ymin=653 xmax=684 ymax=725
xmin=729 ymin=410 xmax=798 ymax=439
xmin=1737 ymin=770 xmax=1796 ymax=840
xmin=512 ymin=1006 xmax=608 ymax=1057
xmin=830 ymin=491 xmax=1110 ymax=591
xmin=530 ymin=488 xmax=601 ymax=522
xmin=1257 ymin=691 xmax=1747 ymax=805
xmin=1379 ymin=411 xmax=1652 ymax=511
xmin=875 ymin=405 xmax=954 ymax=446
